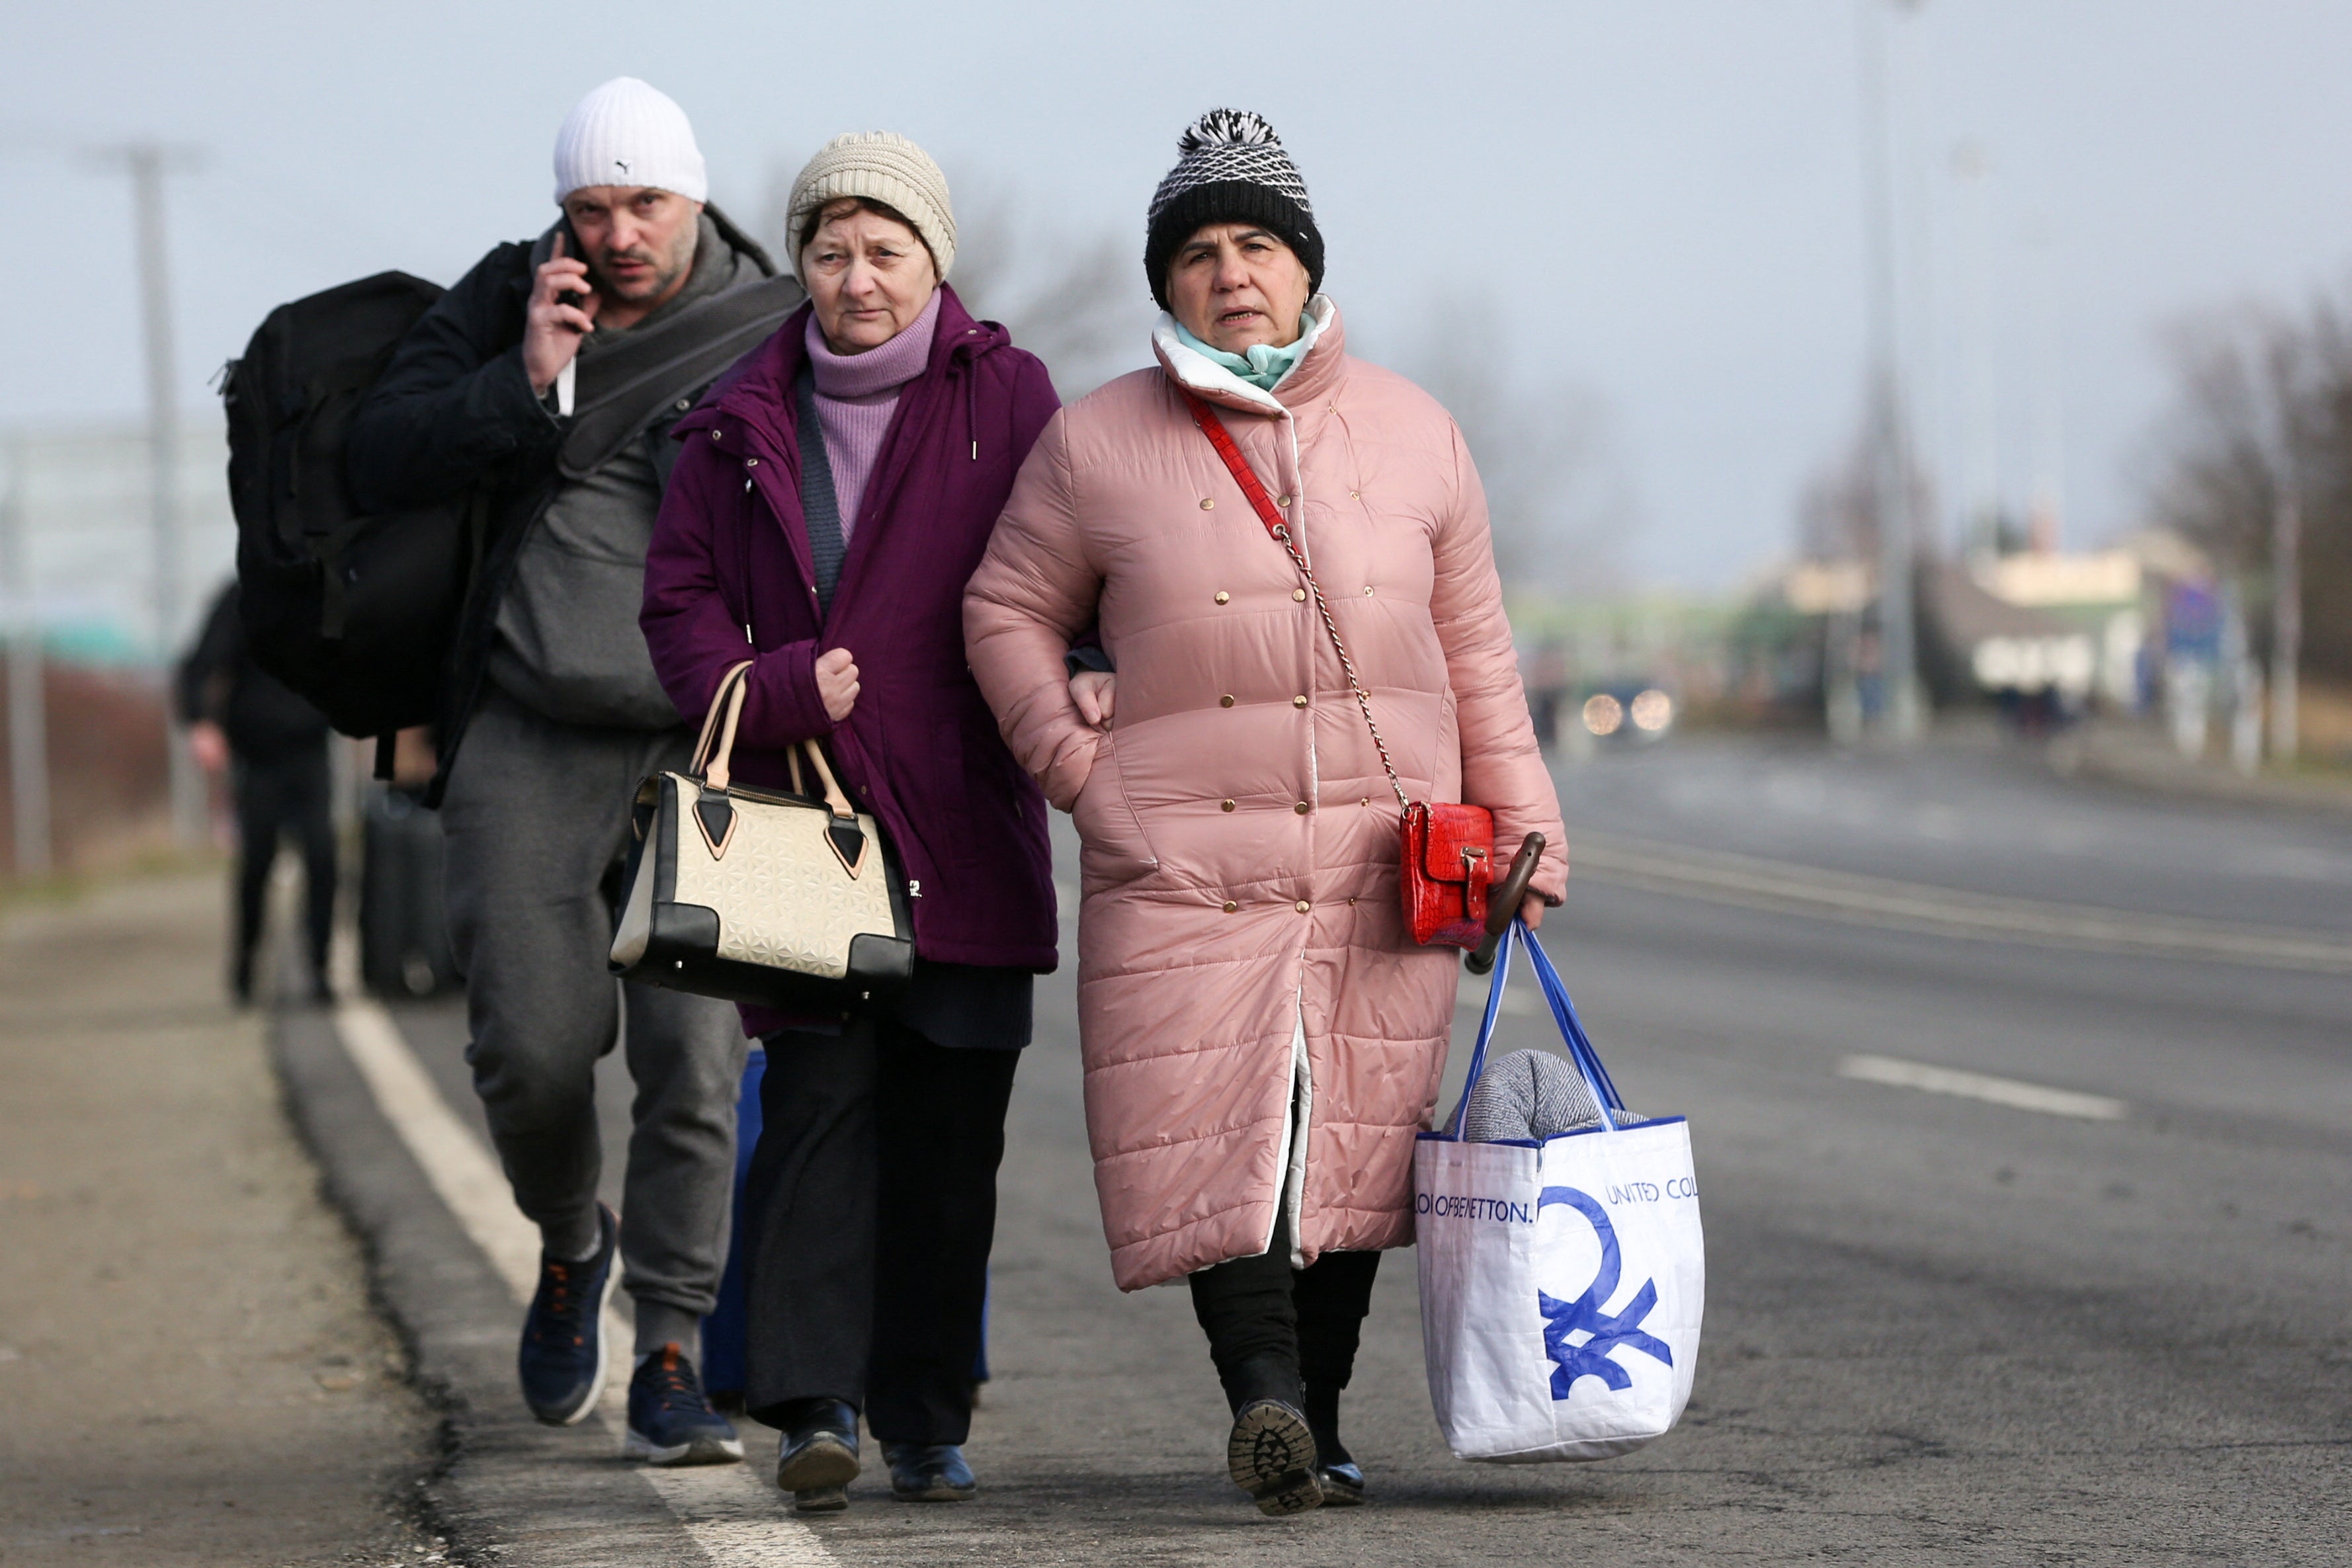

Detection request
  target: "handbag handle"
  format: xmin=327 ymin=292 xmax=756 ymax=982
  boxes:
xmin=688 ymin=658 xmax=857 ymax=821
xmin=689 ymin=661 xmax=756 ymax=780
xmin=1445 ymin=920 xmax=1622 ymax=1140
xmin=1179 ymin=391 xmax=1410 ymax=815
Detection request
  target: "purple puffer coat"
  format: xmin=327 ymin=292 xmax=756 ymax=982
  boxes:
xmin=641 ymin=285 xmax=1062 ymax=1034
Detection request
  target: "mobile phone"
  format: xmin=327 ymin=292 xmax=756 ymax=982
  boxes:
xmin=555 ymin=215 xmax=593 ymax=310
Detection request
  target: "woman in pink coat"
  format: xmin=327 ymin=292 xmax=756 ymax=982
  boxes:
xmin=964 ymin=110 xmax=1567 ymax=1516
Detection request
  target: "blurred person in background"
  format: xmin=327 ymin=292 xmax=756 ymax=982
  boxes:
xmin=640 ymin=132 xmax=1060 ymax=1513
xmin=344 ymin=77 xmax=800 ymax=1466
xmin=965 ymin=108 xmax=1565 ymax=1517
xmin=175 ymin=581 xmax=335 ymax=1006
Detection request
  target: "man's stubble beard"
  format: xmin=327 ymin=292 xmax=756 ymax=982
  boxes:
xmin=595 ymin=221 xmax=698 ymax=305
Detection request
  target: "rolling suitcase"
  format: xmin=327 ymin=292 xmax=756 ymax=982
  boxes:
xmin=359 ymin=786 xmax=458 ymax=998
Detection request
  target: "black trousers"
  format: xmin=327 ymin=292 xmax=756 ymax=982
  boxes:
xmin=233 ymin=751 xmax=335 ymax=985
xmin=1188 ymin=1210 xmax=1381 ymax=1406
xmin=743 ymin=1018 xmax=1019 ymax=1444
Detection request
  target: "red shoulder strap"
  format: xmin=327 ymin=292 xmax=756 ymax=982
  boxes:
xmin=1179 ymin=390 xmax=1288 ymax=542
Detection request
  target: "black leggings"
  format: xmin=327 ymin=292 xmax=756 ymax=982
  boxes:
xmin=1187 ymin=1210 xmax=1380 ymax=1404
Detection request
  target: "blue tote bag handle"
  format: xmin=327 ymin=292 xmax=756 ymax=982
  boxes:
xmin=1444 ymin=920 xmax=1624 ymax=1140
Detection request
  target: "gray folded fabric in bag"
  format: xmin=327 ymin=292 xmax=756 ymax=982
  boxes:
xmin=1461 ymin=1048 xmax=1609 ymax=1142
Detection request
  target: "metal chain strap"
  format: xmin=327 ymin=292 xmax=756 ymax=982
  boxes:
xmin=1177 ymin=388 xmax=1414 ymax=816
xmin=1268 ymin=520 xmax=1411 ymax=815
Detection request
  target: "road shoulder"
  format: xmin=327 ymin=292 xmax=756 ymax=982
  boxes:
xmin=271 ymin=1001 xmax=708 ymax=1565
xmin=0 ymin=873 xmax=437 ymax=1566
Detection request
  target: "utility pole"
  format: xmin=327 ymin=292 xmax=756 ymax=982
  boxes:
xmin=2271 ymin=487 xmax=2301 ymax=764
xmin=1953 ymin=141 xmax=1998 ymax=557
xmin=92 ymin=141 xmax=204 ymax=845
xmin=1859 ymin=0 xmax=1925 ymax=741
xmin=3 ymin=436 xmax=48 ymax=879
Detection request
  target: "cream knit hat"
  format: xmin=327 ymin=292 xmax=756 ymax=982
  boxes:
xmin=552 ymin=77 xmax=708 ymax=204
xmin=784 ymin=132 xmax=956 ymax=281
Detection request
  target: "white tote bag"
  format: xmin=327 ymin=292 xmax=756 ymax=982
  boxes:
xmin=1414 ymin=921 xmax=1704 ymax=1462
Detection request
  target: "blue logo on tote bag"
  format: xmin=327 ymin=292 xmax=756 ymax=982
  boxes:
xmin=1535 ymin=1186 xmax=1673 ymax=1399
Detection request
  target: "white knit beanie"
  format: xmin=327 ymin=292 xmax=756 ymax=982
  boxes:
xmin=552 ymin=77 xmax=708 ymax=204
xmin=784 ymin=132 xmax=956 ymax=281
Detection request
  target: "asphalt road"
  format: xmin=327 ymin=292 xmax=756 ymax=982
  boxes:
xmin=342 ymin=729 xmax=2351 ymax=1564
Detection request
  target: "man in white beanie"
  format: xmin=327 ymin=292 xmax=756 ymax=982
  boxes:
xmin=347 ymin=77 xmax=802 ymax=1467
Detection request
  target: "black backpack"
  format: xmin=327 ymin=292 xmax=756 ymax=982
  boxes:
xmin=222 ymin=272 xmax=481 ymax=741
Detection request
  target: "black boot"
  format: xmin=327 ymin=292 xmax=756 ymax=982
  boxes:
xmin=1222 ymin=1354 xmax=1321 ymax=1517
xmin=1304 ymin=1382 xmax=1363 ymax=1505
xmin=773 ymin=1397 xmax=859 ymax=1513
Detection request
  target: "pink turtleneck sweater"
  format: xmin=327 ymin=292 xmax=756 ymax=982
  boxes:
xmin=802 ymin=288 xmax=941 ymax=540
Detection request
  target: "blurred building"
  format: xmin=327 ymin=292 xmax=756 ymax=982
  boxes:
xmin=1 ymin=409 xmax=234 ymax=878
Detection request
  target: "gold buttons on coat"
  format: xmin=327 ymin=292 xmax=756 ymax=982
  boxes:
xmin=1349 ymin=489 xmax=1359 ymax=498
xmin=1200 ymin=498 xmax=1215 ymax=509
xmin=1295 ymin=900 xmax=1312 ymax=913
xmin=1294 ymin=801 xmax=1311 ymax=815
xmin=1214 ymin=591 xmax=1230 ymax=604
xmin=745 ymin=456 xmax=757 ymax=466
xmin=1221 ymin=800 xmax=1236 ymax=811
xmin=1223 ymin=900 xmax=1239 ymax=913
xmin=1292 ymin=694 xmax=1308 ymax=708
xmin=1219 ymin=694 xmax=1236 ymax=708
xmin=1277 ymin=494 xmax=1292 ymax=507
xmin=1292 ymin=588 xmax=1308 ymax=602
xmin=1363 ymin=585 xmax=1374 ymax=595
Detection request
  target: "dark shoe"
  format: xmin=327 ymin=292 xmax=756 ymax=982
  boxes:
xmin=793 ymin=1486 xmax=849 ymax=1514
xmin=1228 ymin=1399 xmax=1322 ymax=1516
xmin=881 ymin=1442 xmax=976 ymax=1502
xmin=623 ymin=1342 xmax=745 ymax=1465
xmin=518 ymin=1204 xmax=618 ymax=1425
xmin=775 ymin=1398 xmax=861 ymax=1502
xmin=1316 ymin=1458 xmax=1365 ymax=1505
xmin=1305 ymin=1383 xmax=1365 ymax=1505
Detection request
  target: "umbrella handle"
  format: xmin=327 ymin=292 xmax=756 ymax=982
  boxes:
xmin=1464 ymin=831 xmax=1545 ymax=975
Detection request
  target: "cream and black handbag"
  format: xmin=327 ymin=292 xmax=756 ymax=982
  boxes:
xmin=609 ymin=659 xmax=914 ymax=1009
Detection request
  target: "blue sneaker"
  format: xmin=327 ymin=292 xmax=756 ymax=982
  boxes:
xmin=624 ymin=1343 xmax=745 ymax=1465
xmin=519 ymin=1204 xmax=618 ymax=1425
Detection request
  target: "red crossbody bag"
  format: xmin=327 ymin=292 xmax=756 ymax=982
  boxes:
xmin=1179 ymin=390 xmax=1496 ymax=948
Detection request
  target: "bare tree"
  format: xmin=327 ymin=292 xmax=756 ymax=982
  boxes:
xmin=2143 ymin=288 xmax=2352 ymax=680
xmin=944 ymin=179 xmax=1151 ymax=401
xmin=1796 ymin=376 xmax=1938 ymax=566
xmin=1393 ymin=305 xmax=1634 ymax=599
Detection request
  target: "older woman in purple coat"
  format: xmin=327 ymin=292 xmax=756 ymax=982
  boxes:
xmin=640 ymin=133 xmax=1059 ymax=1514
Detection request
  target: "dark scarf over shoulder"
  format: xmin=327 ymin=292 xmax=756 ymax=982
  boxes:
xmin=525 ymin=210 xmax=805 ymax=480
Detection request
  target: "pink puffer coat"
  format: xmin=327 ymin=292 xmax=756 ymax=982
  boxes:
xmin=964 ymin=300 xmax=1567 ymax=1291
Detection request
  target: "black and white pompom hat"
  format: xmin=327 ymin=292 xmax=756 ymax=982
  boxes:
xmin=1144 ymin=108 xmax=1325 ymax=309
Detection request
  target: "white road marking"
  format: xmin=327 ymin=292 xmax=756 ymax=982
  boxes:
xmin=1838 ymin=1052 xmax=2128 ymax=1122
xmin=333 ymin=998 xmax=839 ymax=1565
xmin=1572 ymin=831 xmax=2352 ymax=975
xmin=335 ymin=1001 xmax=540 ymax=1296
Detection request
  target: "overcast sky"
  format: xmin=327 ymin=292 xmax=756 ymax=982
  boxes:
xmin=7 ymin=0 xmax=2352 ymax=592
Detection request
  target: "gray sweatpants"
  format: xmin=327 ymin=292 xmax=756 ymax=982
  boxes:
xmin=441 ymin=691 xmax=751 ymax=1317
